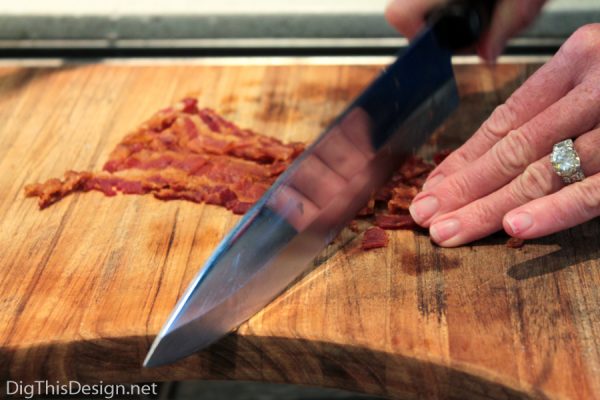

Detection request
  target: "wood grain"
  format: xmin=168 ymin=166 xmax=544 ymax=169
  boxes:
xmin=1 ymin=61 xmax=599 ymax=399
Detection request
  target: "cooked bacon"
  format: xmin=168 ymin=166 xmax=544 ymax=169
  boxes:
xmin=398 ymin=155 xmax=435 ymax=180
xmin=356 ymin=198 xmax=375 ymax=217
xmin=388 ymin=184 xmax=419 ymax=214
xmin=506 ymin=237 xmax=525 ymax=248
xmin=374 ymin=214 xmax=418 ymax=230
xmin=24 ymin=171 xmax=92 ymax=209
xmin=24 ymin=98 xmax=469 ymax=250
xmin=361 ymin=227 xmax=388 ymax=250
xmin=25 ymin=98 xmax=304 ymax=212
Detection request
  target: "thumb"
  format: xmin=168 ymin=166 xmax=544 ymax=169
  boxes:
xmin=385 ymin=0 xmax=447 ymax=39
xmin=479 ymin=0 xmax=547 ymax=62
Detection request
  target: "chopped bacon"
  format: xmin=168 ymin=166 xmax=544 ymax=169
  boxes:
xmin=356 ymin=198 xmax=375 ymax=217
xmin=361 ymin=227 xmax=389 ymax=250
xmin=181 ymin=98 xmax=199 ymax=114
xmin=506 ymin=237 xmax=525 ymax=248
xmin=398 ymin=155 xmax=434 ymax=180
xmin=388 ymin=184 xmax=419 ymax=214
xmin=24 ymin=98 xmax=470 ymax=251
xmin=374 ymin=214 xmax=418 ymax=230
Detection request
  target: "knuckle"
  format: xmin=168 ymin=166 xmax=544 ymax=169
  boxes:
xmin=445 ymin=172 xmax=473 ymax=204
xmin=583 ymin=83 xmax=600 ymax=105
xmin=573 ymin=180 xmax=600 ymax=216
xmin=513 ymin=162 xmax=554 ymax=202
xmin=575 ymin=130 xmax=600 ymax=166
xmin=470 ymin=201 xmax=502 ymax=228
xmin=492 ymin=130 xmax=532 ymax=176
xmin=483 ymin=103 xmax=518 ymax=140
xmin=444 ymin=148 xmax=469 ymax=168
xmin=562 ymin=24 xmax=600 ymax=59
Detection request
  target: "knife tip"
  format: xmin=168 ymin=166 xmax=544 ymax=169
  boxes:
xmin=142 ymin=324 xmax=199 ymax=368
xmin=143 ymin=354 xmax=166 ymax=368
xmin=143 ymin=330 xmax=181 ymax=368
xmin=142 ymin=353 xmax=159 ymax=368
xmin=143 ymin=335 xmax=166 ymax=368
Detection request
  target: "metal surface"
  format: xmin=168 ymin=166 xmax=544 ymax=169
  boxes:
xmin=144 ymin=28 xmax=458 ymax=368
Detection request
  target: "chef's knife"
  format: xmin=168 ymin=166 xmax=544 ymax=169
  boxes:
xmin=144 ymin=0 xmax=496 ymax=368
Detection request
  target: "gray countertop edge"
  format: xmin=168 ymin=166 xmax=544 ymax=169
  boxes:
xmin=0 ymin=9 xmax=598 ymax=41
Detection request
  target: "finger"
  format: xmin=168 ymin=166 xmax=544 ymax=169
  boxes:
xmin=427 ymin=127 xmax=600 ymax=246
xmin=503 ymin=172 xmax=600 ymax=240
xmin=427 ymin=24 xmax=600 ymax=189
xmin=423 ymin=47 xmax=577 ymax=190
xmin=384 ymin=0 xmax=446 ymax=39
xmin=411 ymin=80 xmax=600 ymax=227
xmin=478 ymin=0 xmax=547 ymax=61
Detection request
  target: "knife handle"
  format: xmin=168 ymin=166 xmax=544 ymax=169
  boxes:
xmin=427 ymin=0 xmax=497 ymax=51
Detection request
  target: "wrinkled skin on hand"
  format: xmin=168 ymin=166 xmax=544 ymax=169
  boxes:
xmin=404 ymin=24 xmax=600 ymax=246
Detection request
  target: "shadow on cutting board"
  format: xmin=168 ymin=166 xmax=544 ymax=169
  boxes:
xmin=506 ymin=219 xmax=600 ymax=280
xmin=0 ymin=335 xmax=537 ymax=399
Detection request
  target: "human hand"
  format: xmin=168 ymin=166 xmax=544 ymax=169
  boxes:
xmin=407 ymin=24 xmax=600 ymax=246
xmin=385 ymin=0 xmax=547 ymax=61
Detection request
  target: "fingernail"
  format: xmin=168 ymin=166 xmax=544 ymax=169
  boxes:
xmin=506 ymin=212 xmax=533 ymax=235
xmin=422 ymin=174 xmax=444 ymax=191
xmin=430 ymin=219 xmax=461 ymax=244
xmin=409 ymin=195 xmax=439 ymax=223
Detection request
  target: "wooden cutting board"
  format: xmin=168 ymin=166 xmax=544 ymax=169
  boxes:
xmin=1 ymin=60 xmax=599 ymax=400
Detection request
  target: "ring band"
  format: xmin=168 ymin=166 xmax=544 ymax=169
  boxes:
xmin=550 ymin=139 xmax=585 ymax=184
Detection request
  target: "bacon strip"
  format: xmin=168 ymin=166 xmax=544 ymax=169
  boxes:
xmin=361 ymin=227 xmax=389 ymax=250
xmin=25 ymin=98 xmax=304 ymax=213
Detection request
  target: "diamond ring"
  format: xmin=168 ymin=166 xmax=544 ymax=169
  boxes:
xmin=550 ymin=139 xmax=585 ymax=184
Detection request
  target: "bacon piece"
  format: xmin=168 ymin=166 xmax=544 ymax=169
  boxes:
xmin=348 ymin=220 xmax=360 ymax=233
xmin=506 ymin=237 xmax=525 ymax=248
xmin=388 ymin=184 xmax=419 ymax=214
xmin=230 ymin=201 xmax=253 ymax=215
xmin=374 ymin=184 xmax=393 ymax=203
xmin=181 ymin=98 xmax=199 ymax=114
xmin=374 ymin=214 xmax=418 ymax=230
xmin=24 ymin=171 xmax=92 ymax=209
xmin=361 ymin=227 xmax=388 ymax=250
xmin=356 ymin=198 xmax=375 ymax=217
xmin=398 ymin=155 xmax=434 ymax=180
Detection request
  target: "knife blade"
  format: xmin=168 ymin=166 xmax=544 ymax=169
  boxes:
xmin=144 ymin=0 xmax=496 ymax=368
